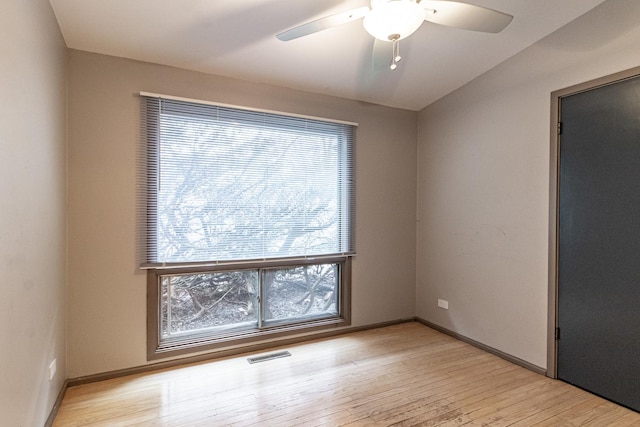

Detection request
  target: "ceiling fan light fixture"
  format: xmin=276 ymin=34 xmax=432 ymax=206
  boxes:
xmin=276 ymin=0 xmax=513 ymax=73
xmin=363 ymin=0 xmax=426 ymax=41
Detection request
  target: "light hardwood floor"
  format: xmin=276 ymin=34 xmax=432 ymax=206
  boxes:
xmin=53 ymin=322 xmax=640 ymax=426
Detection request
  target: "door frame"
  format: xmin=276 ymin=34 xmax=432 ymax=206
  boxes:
xmin=547 ymin=65 xmax=640 ymax=379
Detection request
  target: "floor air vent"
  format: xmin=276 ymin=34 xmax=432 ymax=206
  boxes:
xmin=247 ymin=351 xmax=291 ymax=364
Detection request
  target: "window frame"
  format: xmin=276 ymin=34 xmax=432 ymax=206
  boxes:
xmin=141 ymin=93 xmax=355 ymax=360
xmin=147 ymin=257 xmax=351 ymax=360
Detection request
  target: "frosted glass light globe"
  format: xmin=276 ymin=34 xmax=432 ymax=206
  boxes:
xmin=363 ymin=0 xmax=426 ymax=41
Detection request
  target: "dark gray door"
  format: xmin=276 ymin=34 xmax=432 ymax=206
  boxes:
xmin=558 ymin=75 xmax=640 ymax=412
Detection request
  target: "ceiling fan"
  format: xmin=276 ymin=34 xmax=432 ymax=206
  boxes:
xmin=277 ymin=0 xmax=513 ymax=70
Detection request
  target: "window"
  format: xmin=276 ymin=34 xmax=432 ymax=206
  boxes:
xmin=141 ymin=94 xmax=356 ymax=359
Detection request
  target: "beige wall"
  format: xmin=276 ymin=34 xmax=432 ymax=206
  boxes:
xmin=67 ymin=50 xmax=417 ymax=377
xmin=0 ymin=0 xmax=67 ymax=425
xmin=416 ymin=0 xmax=640 ymax=369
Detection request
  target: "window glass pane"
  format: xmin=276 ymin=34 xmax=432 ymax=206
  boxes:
xmin=262 ymin=263 xmax=339 ymax=324
xmin=160 ymin=270 xmax=258 ymax=340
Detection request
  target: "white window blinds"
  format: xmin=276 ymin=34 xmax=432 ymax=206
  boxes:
xmin=141 ymin=94 xmax=356 ymax=266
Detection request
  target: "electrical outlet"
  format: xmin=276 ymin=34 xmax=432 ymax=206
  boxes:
xmin=49 ymin=359 xmax=57 ymax=381
xmin=438 ymin=299 xmax=449 ymax=310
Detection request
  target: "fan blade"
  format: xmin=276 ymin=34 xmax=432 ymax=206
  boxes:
xmin=420 ymin=1 xmax=513 ymax=33
xmin=276 ymin=6 xmax=369 ymax=41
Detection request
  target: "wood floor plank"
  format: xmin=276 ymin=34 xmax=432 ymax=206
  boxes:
xmin=339 ymin=366 xmax=532 ymax=426
xmin=373 ymin=371 xmax=541 ymax=426
xmin=531 ymin=398 xmax=623 ymax=426
xmin=53 ymin=322 xmax=640 ymax=426
xmin=507 ymin=387 xmax=596 ymax=426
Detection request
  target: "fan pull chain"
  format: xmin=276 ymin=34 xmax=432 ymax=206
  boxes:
xmin=389 ymin=34 xmax=401 ymax=70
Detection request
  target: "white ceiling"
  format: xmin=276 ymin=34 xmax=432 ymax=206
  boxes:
xmin=49 ymin=0 xmax=607 ymax=111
